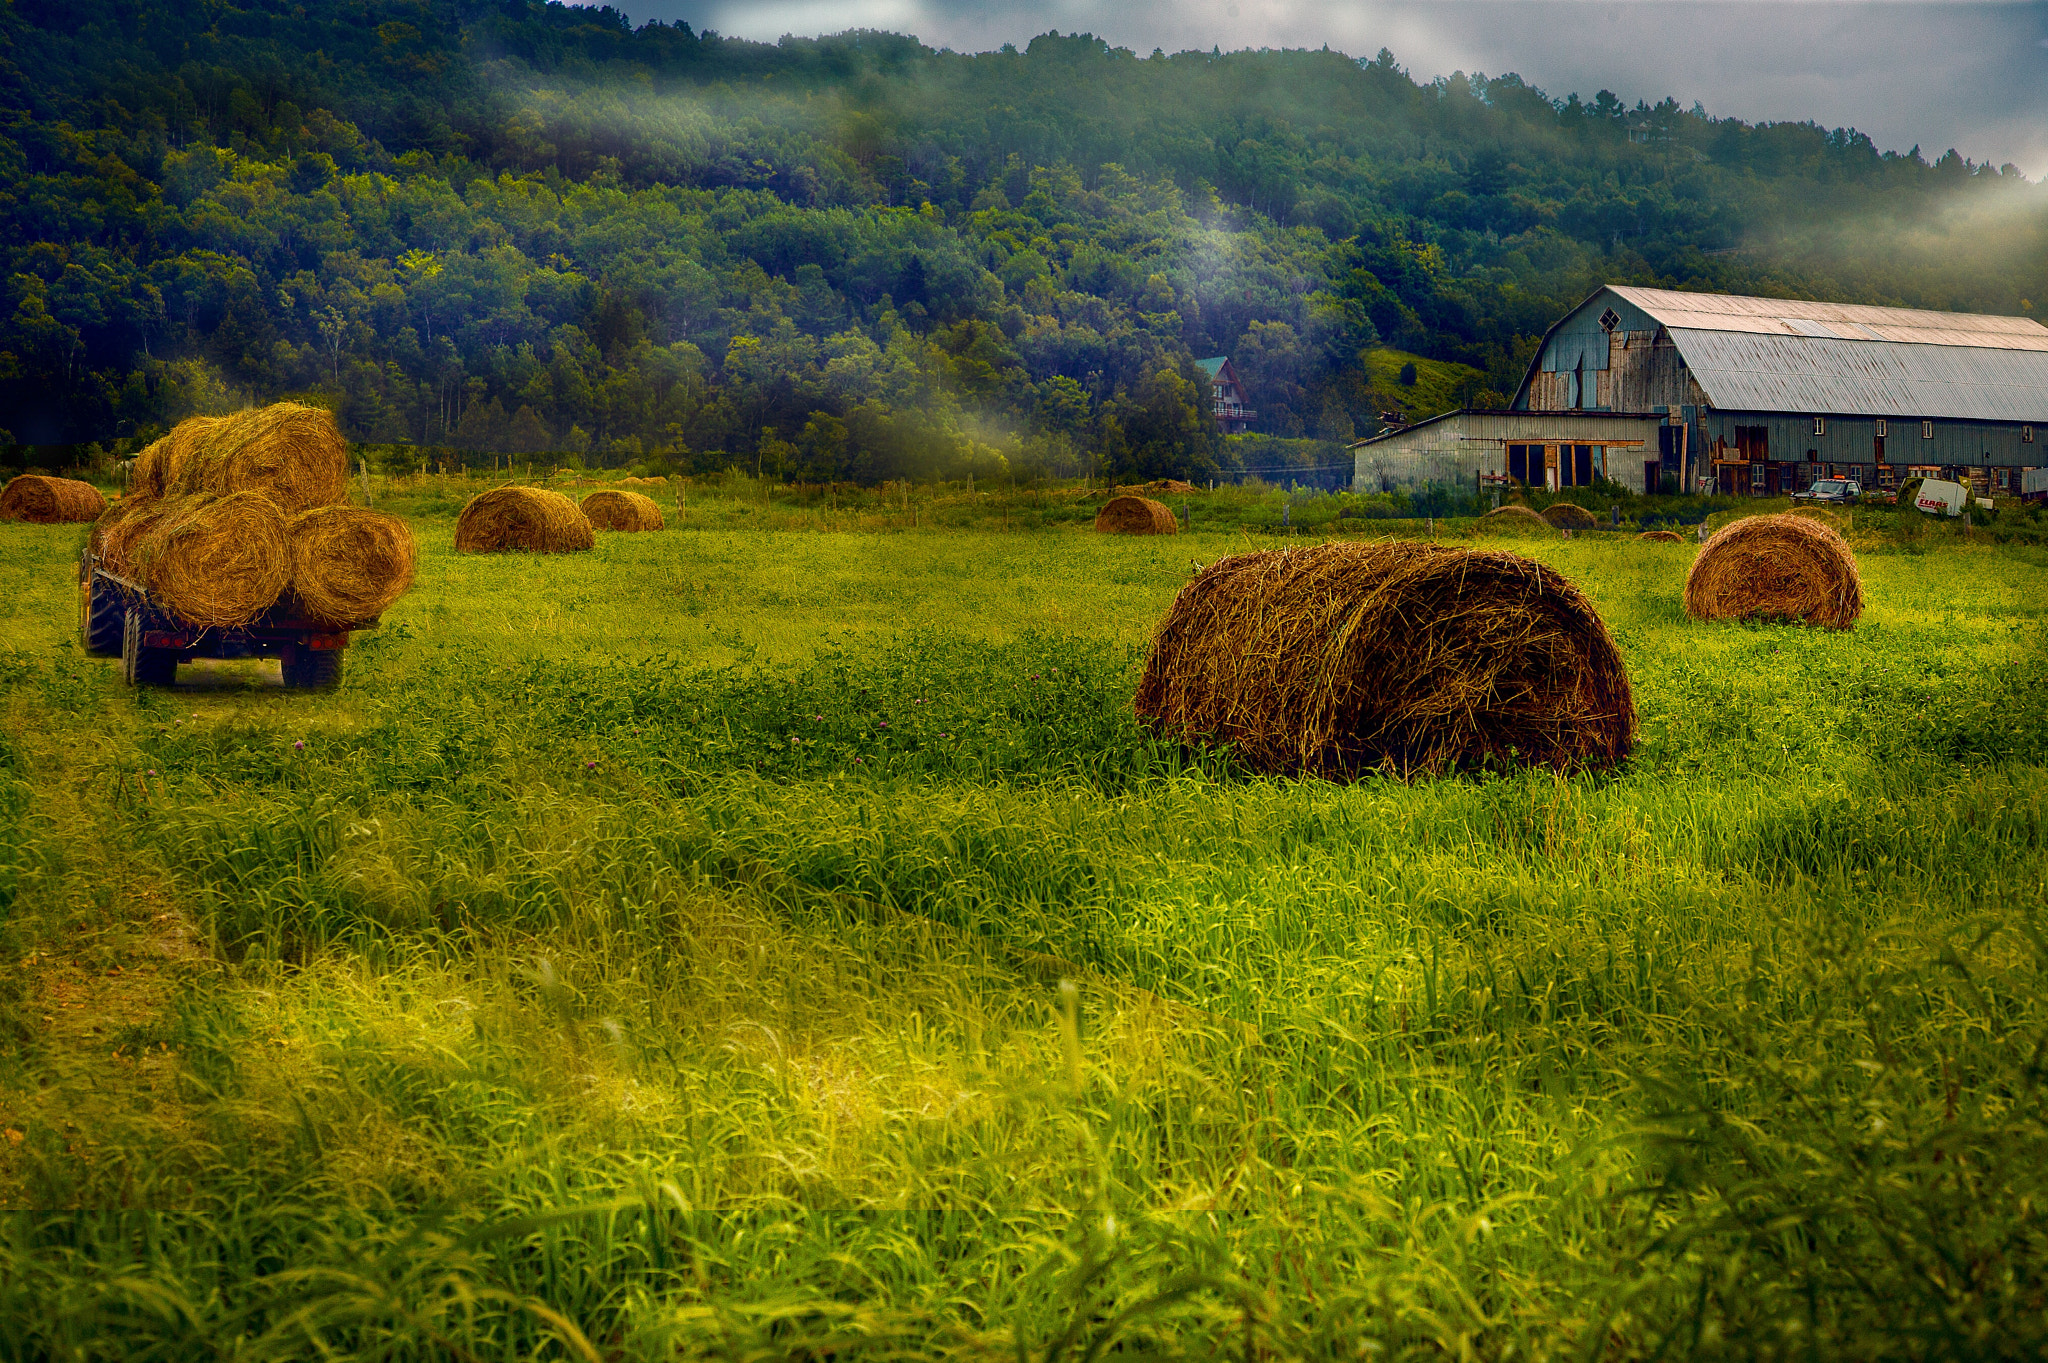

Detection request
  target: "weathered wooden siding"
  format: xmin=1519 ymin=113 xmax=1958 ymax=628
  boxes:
xmin=1351 ymin=412 xmax=1664 ymax=493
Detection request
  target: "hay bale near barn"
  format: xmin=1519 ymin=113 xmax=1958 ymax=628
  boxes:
xmin=1095 ymin=495 xmax=1178 ymax=535
xmin=1636 ymin=529 xmax=1686 ymax=543
xmin=133 ymin=492 xmax=292 ymax=628
xmin=164 ymin=403 xmax=349 ymax=514
xmin=287 ymin=506 xmax=418 ymax=622
xmin=1476 ymin=505 xmax=1552 ymax=534
xmin=1542 ymin=502 xmax=1600 ymax=531
xmin=581 ymin=489 xmax=665 ymax=531
xmin=1 ymin=475 xmax=106 ymax=523
xmin=1135 ymin=540 xmax=1636 ymax=778
xmin=454 ymin=486 xmax=594 ymax=554
xmin=1683 ymin=512 xmax=1862 ymax=629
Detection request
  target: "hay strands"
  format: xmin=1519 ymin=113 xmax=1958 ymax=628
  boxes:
xmin=1 ymin=475 xmax=107 ymax=523
xmin=287 ymin=506 xmax=418 ymax=623
xmin=133 ymin=491 xmax=293 ymax=629
xmin=1684 ymin=511 xmax=1862 ymax=630
xmin=1135 ymin=539 xmax=1636 ymax=778
xmin=581 ymin=489 xmax=665 ymax=531
xmin=1095 ymin=494 xmax=1179 ymax=535
xmin=455 ymin=485 xmax=595 ymax=553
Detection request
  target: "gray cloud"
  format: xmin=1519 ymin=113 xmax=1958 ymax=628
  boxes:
xmin=625 ymin=1 xmax=2048 ymax=173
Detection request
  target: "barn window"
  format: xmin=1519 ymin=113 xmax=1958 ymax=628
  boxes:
xmin=1922 ymin=420 xmax=1934 ymax=439
xmin=1875 ymin=419 xmax=1887 ymax=438
xmin=1598 ymin=308 xmax=1620 ymax=333
xmin=2026 ymin=425 xmax=2036 ymax=444
xmin=1812 ymin=417 xmax=1826 ymax=436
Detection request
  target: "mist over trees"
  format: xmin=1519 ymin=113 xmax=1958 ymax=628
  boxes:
xmin=4 ymin=0 xmax=2044 ymax=481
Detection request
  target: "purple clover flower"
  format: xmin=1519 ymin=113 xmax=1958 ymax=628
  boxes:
xmin=293 ymin=740 xmax=305 ymax=751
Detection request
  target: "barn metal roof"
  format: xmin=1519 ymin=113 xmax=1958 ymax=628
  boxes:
xmin=1609 ymin=285 xmax=2048 ymax=352
xmin=1517 ymin=286 xmax=2048 ymax=422
xmin=1666 ymin=327 xmax=2048 ymax=423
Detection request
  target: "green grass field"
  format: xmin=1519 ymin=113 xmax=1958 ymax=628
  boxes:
xmin=2 ymin=490 xmax=2046 ymax=1359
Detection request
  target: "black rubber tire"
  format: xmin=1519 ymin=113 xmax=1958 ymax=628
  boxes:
xmin=81 ymin=570 xmax=124 ymax=657
xmin=281 ymin=647 xmax=343 ymax=691
xmin=121 ymin=609 xmax=178 ymax=687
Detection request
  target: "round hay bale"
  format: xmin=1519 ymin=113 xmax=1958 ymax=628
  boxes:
xmin=287 ymin=506 xmax=418 ymax=623
xmin=581 ymin=489 xmax=665 ymax=532
xmin=132 ymin=416 xmax=233 ymax=500
xmin=1636 ymin=529 xmax=1686 ymax=543
xmin=1683 ymin=512 xmax=1862 ymax=630
xmin=164 ymin=403 xmax=348 ymax=514
xmin=1095 ymin=495 xmax=1178 ymax=535
xmin=1542 ymin=502 xmax=1600 ymax=531
xmin=90 ymin=496 xmax=174 ymax=577
xmin=1476 ymin=505 xmax=1552 ymax=535
xmin=1135 ymin=540 xmax=1636 ymax=778
xmin=134 ymin=492 xmax=292 ymax=629
xmin=454 ymin=486 xmax=594 ymax=554
xmin=1 ymin=475 xmax=106 ymax=523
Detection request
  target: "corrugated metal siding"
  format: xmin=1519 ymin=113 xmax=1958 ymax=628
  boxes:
xmin=1699 ymin=411 xmax=2047 ymax=467
xmin=1669 ymin=329 xmax=2048 ymax=423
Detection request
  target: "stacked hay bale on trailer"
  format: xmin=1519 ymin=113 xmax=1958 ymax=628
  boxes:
xmin=79 ymin=403 xmax=415 ymax=688
xmin=1135 ymin=540 xmax=1635 ymax=778
xmin=287 ymin=506 xmax=419 ymax=621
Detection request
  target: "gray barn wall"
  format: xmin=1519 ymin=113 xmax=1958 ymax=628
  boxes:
xmin=1352 ymin=412 xmax=1666 ymax=494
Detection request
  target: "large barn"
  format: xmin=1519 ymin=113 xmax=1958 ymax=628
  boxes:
xmin=1351 ymin=286 xmax=2048 ymax=499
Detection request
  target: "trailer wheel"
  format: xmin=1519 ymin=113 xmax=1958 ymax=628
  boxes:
xmin=121 ymin=609 xmax=177 ymax=687
xmin=281 ymin=647 xmax=343 ymax=691
xmin=80 ymin=569 xmax=124 ymax=657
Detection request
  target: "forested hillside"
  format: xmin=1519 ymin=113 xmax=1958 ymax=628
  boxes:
xmin=4 ymin=0 xmax=2044 ymax=481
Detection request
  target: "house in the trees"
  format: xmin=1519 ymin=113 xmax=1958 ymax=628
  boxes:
xmin=1197 ymin=357 xmax=1255 ymax=433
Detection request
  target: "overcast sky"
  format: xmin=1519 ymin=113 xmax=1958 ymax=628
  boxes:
xmin=623 ymin=1 xmax=2048 ymax=175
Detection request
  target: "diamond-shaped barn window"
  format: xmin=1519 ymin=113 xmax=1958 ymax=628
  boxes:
xmin=1598 ymin=308 xmax=1621 ymax=332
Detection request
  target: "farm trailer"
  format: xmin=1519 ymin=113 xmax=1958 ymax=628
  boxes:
xmin=78 ymin=553 xmax=375 ymax=690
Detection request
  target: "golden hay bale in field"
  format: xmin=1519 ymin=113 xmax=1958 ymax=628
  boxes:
xmin=1095 ymin=495 xmax=1179 ymax=535
xmin=1135 ymin=540 xmax=1636 ymax=778
xmin=618 ymin=475 xmax=669 ymax=486
xmin=1 ymin=475 xmax=106 ymax=523
xmin=1542 ymin=502 xmax=1600 ymax=531
xmin=454 ymin=486 xmax=594 ymax=554
xmin=1636 ymin=529 xmax=1686 ymax=543
xmin=581 ymin=489 xmax=665 ymax=531
xmin=287 ymin=506 xmax=418 ymax=622
xmin=1683 ymin=512 xmax=1862 ymax=630
xmin=133 ymin=492 xmax=291 ymax=628
xmin=1476 ymin=504 xmax=1552 ymax=534
xmin=161 ymin=403 xmax=349 ymax=514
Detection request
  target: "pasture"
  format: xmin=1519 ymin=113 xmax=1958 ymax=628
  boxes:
xmin=2 ymin=494 xmax=2045 ymax=1359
